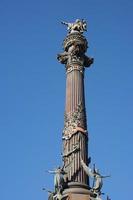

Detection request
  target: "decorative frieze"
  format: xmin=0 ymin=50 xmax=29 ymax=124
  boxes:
xmin=63 ymin=102 xmax=87 ymax=137
xmin=66 ymin=65 xmax=84 ymax=74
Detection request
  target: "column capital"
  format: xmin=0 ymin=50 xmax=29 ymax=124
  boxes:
xmin=57 ymin=32 xmax=93 ymax=71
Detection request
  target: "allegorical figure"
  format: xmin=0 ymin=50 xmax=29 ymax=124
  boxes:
xmin=81 ymin=158 xmax=110 ymax=194
xmin=47 ymin=167 xmax=66 ymax=194
xmin=61 ymin=19 xmax=87 ymax=34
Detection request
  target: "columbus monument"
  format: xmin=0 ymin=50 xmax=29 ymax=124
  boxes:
xmin=44 ymin=19 xmax=110 ymax=200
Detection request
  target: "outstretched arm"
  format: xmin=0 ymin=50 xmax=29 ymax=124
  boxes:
xmin=80 ymin=158 xmax=94 ymax=178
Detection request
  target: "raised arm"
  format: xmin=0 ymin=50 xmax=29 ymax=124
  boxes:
xmin=80 ymin=158 xmax=94 ymax=178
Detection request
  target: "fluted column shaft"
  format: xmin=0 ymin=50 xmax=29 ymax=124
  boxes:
xmin=66 ymin=69 xmax=85 ymax=114
xmin=63 ymin=67 xmax=88 ymax=184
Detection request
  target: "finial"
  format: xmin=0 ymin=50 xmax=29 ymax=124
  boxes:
xmin=61 ymin=19 xmax=87 ymax=34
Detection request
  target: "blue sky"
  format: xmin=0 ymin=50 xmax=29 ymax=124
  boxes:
xmin=0 ymin=0 xmax=133 ymax=199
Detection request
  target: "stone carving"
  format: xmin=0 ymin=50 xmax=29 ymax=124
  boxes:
xmin=84 ymin=55 xmax=94 ymax=67
xmin=81 ymin=158 xmax=110 ymax=195
xmin=61 ymin=19 xmax=87 ymax=34
xmin=63 ymin=32 xmax=88 ymax=52
xmin=47 ymin=167 xmax=66 ymax=194
xmin=57 ymin=43 xmax=84 ymax=65
xmin=45 ymin=163 xmax=73 ymax=200
xmin=66 ymin=65 xmax=84 ymax=74
xmin=57 ymin=23 xmax=94 ymax=69
xmin=62 ymin=128 xmax=87 ymax=141
xmin=63 ymin=102 xmax=87 ymax=137
xmin=63 ymin=143 xmax=80 ymax=158
xmin=57 ymin=51 xmax=69 ymax=65
xmin=46 ymin=162 xmax=73 ymax=195
xmin=57 ymin=44 xmax=93 ymax=69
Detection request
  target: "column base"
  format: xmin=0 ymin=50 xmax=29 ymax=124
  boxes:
xmin=62 ymin=182 xmax=95 ymax=200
